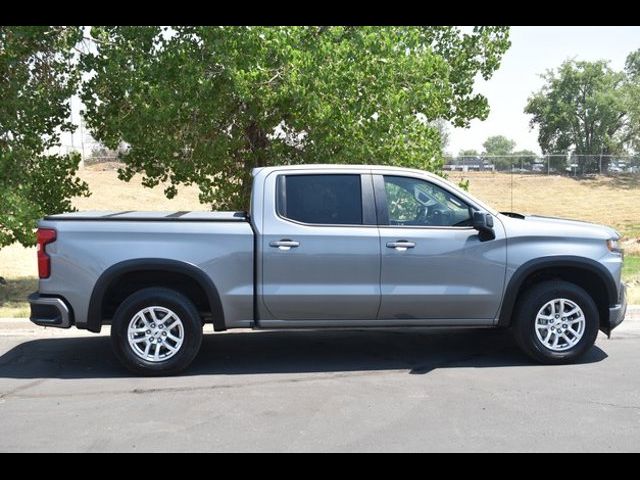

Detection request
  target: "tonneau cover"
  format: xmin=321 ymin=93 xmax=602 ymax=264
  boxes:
xmin=44 ymin=211 xmax=247 ymax=222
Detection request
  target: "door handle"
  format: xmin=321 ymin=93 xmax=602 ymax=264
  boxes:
xmin=386 ymin=241 xmax=416 ymax=251
xmin=269 ymin=239 xmax=300 ymax=251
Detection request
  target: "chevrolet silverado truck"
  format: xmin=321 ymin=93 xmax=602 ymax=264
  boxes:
xmin=29 ymin=165 xmax=627 ymax=375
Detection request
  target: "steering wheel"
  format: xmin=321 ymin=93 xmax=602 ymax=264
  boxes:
xmin=429 ymin=208 xmax=454 ymax=226
xmin=430 ymin=208 xmax=443 ymax=225
xmin=415 ymin=205 xmax=429 ymax=224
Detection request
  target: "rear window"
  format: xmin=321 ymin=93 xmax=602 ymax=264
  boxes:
xmin=277 ymin=174 xmax=363 ymax=225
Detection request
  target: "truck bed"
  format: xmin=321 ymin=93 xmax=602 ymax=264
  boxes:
xmin=44 ymin=211 xmax=247 ymax=222
xmin=38 ymin=210 xmax=255 ymax=331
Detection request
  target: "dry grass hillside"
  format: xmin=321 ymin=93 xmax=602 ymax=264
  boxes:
xmin=448 ymin=172 xmax=640 ymax=244
xmin=1 ymin=166 xmax=639 ymax=317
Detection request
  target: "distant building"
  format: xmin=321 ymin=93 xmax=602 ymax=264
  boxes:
xmin=444 ymin=157 xmax=495 ymax=172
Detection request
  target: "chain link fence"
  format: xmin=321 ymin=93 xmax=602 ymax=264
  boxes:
xmin=59 ymin=144 xmax=640 ymax=176
xmin=444 ymin=155 xmax=640 ymax=176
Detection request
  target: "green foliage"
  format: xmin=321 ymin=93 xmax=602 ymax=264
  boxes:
xmin=625 ymin=49 xmax=640 ymax=80
xmin=624 ymin=50 xmax=640 ymax=153
xmin=432 ymin=118 xmax=450 ymax=152
xmin=0 ymin=26 xmax=90 ymax=250
xmin=458 ymin=149 xmax=480 ymax=157
xmin=482 ymin=135 xmax=516 ymax=170
xmin=457 ymin=178 xmax=470 ymax=191
xmin=512 ymin=149 xmax=539 ymax=168
xmin=80 ymin=26 xmax=511 ymax=210
xmin=524 ymin=58 xmax=640 ymax=169
xmin=482 ymin=135 xmax=516 ymax=155
xmin=548 ymin=155 xmax=568 ymax=171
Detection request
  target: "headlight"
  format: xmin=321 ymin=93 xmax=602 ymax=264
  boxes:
xmin=607 ymin=239 xmax=623 ymax=255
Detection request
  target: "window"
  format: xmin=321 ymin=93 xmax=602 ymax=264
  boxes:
xmin=383 ymin=176 xmax=472 ymax=227
xmin=278 ymin=174 xmax=363 ymax=225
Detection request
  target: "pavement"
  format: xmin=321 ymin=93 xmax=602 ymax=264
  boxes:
xmin=1 ymin=309 xmax=639 ymax=452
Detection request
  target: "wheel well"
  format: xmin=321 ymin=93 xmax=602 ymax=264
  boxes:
xmin=514 ymin=266 xmax=609 ymax=330
xmin=101 ymin=270 xmax=211 ymax=322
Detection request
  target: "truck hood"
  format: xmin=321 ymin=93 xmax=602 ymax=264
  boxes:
xmin=499 ymin=212 xmax=620 ymax=240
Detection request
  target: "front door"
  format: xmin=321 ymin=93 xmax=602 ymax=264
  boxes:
xmin=261 ymin=172 xmax=381 ymax=321
xmin=375 ymin=174 xmax=506 ymax=322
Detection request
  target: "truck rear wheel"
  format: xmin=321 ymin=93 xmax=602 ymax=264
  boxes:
xmin=110 ymin=287 xmax=203 ymax=375
xmin=512 ymin=280 xmax=599 ymax=364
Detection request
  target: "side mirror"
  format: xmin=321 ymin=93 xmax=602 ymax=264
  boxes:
xmin=473 ymin=211 xmax=495 ymax=240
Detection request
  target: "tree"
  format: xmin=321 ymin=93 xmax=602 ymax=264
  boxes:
xmin=625 ymin=49 xmax=640 ymax=80
xmin=512 ymin=149 xmax=539 ymax=169
xmin=0 ymin=26 xmax=90 ymax=254
xmin=482 ymin=135 xmax=516 ymax=170
xmin=432 ymin=118 xmax=450 ymax=153
xmin=624 ymin=49 xmax=640 ymax=154
xmin=525 ymin=59 xmax=629 ymax=172
xmin=80 ymin=26 xmax=511 ymax=210
xmin=458 ymin=149 xmax=480 ymax=158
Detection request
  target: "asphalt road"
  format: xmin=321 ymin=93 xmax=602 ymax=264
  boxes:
xmin=1 ymin=321 xmax=639 ymax=452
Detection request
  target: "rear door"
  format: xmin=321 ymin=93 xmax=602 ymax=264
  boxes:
xmin=260 ymin=172 xmax=381 ymax=321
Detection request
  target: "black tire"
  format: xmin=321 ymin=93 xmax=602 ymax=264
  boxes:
xmin=110 ymin=287 xmax=203 ymax=376
xmin=512 ymin=280 xmax=599 ymax=364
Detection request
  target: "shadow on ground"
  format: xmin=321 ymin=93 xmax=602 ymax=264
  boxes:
xmin=0 ymin=328 xmax=608 ymax=379
xmin=571 ymin=173 xmax=640 ymax=190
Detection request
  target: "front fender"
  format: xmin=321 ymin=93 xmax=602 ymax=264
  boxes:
xmin=497 ymin=255 xmax=618 ymax=329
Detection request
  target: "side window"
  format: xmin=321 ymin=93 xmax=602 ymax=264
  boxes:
xmin=383 ymin=175 xmax=472 ymax=227
xmin=278 ymin=174 xmax=363 ymax=225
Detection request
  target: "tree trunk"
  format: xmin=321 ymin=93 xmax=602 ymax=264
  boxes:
xmin=238 ymin=120 xmax=269 ymax=212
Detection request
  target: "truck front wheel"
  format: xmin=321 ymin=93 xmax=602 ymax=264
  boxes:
xmin=512 ymin=280 xmax=599 ymax=364
xmin=110 ymin=287 xmax=203 ymax=375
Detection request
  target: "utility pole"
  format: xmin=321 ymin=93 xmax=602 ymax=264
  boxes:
xmin=599 ymin=147 xmax=603 ymax=175
xmin=547 ymin=155 xmax=550 ymax=175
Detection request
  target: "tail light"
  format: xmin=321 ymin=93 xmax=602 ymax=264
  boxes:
xmin=37 ymin=228 xmax=57 ymax=279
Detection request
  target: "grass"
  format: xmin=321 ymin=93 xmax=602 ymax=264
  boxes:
xmin=0 ymin=277 xmax=36 ymax=318
xmin=1 ymin=167 xmax=639 ymax=317
xmin=623 ymin=255 xmax=640 ymax=304
xmin=448 ymin=172 xmax=640 ymax=253
xmin=70 ymin=162 xmax=204 ymax=212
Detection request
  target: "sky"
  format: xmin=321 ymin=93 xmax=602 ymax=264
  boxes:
xmin=63 ymin=26 xmax=640 ymax=157
xmin=447 ymin=26 xmax=640 ymax=155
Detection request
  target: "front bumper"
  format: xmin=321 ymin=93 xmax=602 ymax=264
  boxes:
xmin=606 ymin=283 xmax=627 ymax=335
xmin=28 ymin=292 xmax=73 ymax=329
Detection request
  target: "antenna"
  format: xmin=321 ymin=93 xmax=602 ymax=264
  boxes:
xmin=511 ymin=162 xmax=514 ymax=212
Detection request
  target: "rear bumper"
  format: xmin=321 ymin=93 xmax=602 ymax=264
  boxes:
xmin=28 ymin=292 xmax=73 ymax=329
xmin=607 ymin=283 xmax=627 ymax=334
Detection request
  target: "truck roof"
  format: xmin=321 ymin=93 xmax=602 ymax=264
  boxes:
xmin=252 ymin=164 xmax=442 ymax=180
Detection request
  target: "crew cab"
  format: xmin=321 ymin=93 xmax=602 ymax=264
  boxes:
xmin=29 ymin=165 xmax=627 ymax=375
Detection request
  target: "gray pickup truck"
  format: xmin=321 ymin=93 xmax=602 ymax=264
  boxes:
xmin=29 ymin=165 xmax=627 ymax=375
